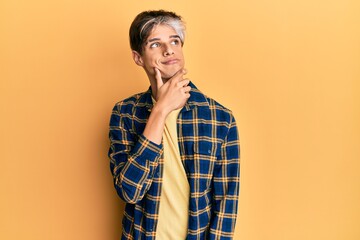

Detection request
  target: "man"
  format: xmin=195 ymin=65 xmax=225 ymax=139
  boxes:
xmin=108 ymin=10 xmax=240 ymax=240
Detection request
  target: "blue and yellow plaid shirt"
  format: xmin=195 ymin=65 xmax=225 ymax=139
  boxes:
xmin=108 ymin=82 xmax=240 ymax=240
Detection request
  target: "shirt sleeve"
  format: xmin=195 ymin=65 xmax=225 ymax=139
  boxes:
xmin=210 ymin=114 xmax=240 ymax=239
xmin=108 ymin=104 xmax=163 ymax=204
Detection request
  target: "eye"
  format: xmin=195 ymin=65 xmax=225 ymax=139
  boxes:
xmin=171 ymin=39 xmax=180 ymax=45
xmin=150 ymin=42 xmax=160 ymax=48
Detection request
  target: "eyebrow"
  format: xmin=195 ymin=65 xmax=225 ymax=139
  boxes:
xmin=146 ymin=35 xmax=181 ymax=44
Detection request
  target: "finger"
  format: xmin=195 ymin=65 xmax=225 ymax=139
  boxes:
xmin=154 ymin=68 xmax=163 ymax=89
xmin=179 ymin=79 xmax=190 ymax=87
xmin=183 ymin=86 xmax=192 ymax=93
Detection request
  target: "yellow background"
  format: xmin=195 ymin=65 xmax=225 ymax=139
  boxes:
xmin=1 ymin=0 xmax=359 ymax=239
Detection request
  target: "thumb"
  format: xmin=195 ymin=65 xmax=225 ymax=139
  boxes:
xmin=154 ymin=68 xmax=163 ymax=90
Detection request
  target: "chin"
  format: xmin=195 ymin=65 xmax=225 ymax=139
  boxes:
xmin=161 ymin=66 xmax=183 ymax=79
xmin=161 ymin=71 xmax=176 ymax=79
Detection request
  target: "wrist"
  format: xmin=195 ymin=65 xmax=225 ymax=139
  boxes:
xmin=152 ymin=103 xmax=170 ymax=119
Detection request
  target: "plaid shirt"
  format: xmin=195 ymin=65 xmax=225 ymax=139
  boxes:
xmin=108 ymin=82 xmax=240 ymax=240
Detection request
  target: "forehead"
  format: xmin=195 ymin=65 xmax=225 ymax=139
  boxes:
xmin=146 ymin=24 xmax=178 ymax=40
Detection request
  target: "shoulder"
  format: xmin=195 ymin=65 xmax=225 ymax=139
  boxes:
xmin=206 ymin=95 xmax=232 ymax=114
xmin=193 ymin=87 xmax=234 ymax=123
xmin=209 ymin=96 xmax=235 ymax=125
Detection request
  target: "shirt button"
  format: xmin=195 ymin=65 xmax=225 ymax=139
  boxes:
xmin=208 ymin=149 xmax=211 ymax=154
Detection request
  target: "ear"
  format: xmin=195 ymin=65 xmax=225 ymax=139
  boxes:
xmin=132 ymin=50 xmax=144 ymax=67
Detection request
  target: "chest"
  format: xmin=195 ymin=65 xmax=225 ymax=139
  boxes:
xmin=133 ymin=107 xmax=229 ymax=185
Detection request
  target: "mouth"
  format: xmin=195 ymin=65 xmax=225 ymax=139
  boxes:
xmin=161 ymin=58 xmax=180 ymax=65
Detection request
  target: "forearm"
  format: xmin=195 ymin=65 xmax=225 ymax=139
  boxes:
xmin=109 ymin=104 xmax=165 ymax=203
xmin=111 ymin=134 xmax=163 ymax=203
xmin=142 ymin=103 xmax=169 ymax=145
xmin=143 ymin=67 xmax=190 ymax=145
xmin=110 ymin=67 xmax=189 ymax=202
xmin=210 ymin=179 xmax=239 ymax=239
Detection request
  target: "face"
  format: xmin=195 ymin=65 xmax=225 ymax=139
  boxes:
xmin=133 ymin=24 xmax=185 ymax=81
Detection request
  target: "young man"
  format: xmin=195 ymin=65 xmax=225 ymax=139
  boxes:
xmin=108 ymin=10 xmax=240 ymax=240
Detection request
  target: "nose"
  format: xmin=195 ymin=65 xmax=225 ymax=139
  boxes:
xmin=163 ymin=43 xmax=174 ymax=56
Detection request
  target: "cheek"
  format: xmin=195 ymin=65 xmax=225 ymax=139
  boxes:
xmin=176 ymin=49 xmax=185 ymax=60
xmin=144 ymin=56 xmax=161 ymax=67
xmin=142 ymin=60 xmax=157 ymax=71
xmin=154 ymin=58 xmax=162 ymax=65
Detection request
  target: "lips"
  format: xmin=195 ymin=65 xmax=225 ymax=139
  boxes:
xmin=161 ymin=59 xmax=179 ymax=65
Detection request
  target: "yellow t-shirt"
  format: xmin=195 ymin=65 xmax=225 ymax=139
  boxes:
xmin=152 ymin=99 xmax=190 ymax=239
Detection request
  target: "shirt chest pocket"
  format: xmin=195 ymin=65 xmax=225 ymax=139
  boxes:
xmin=190 ymin=143 xmax=217 ymax=192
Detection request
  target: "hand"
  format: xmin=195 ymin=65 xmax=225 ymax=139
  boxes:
xmin=154 ymin=67 xmax=191 ymax=114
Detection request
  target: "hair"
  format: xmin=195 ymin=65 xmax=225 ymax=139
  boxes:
xmin=129 ymin=10 xmax=186 ymax=55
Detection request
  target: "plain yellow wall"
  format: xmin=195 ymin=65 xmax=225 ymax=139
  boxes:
xmin=1 ymin=0 xmax=359 ymax=239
